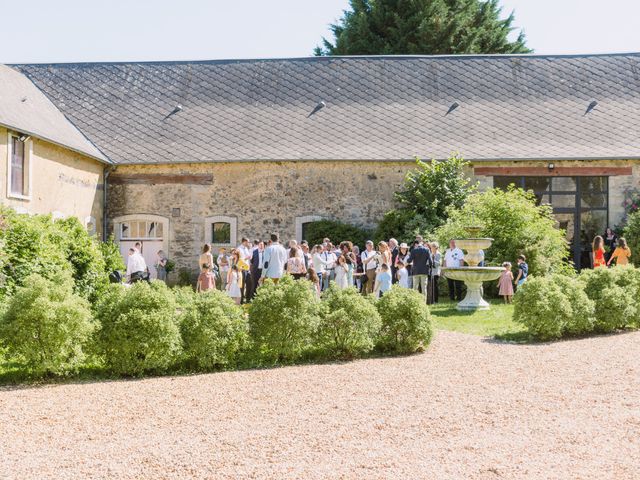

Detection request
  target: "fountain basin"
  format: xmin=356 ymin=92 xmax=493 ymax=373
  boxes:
xmin=453 ymin=238 xmax=493 ymax=267
xmin=442 ymin=267 xmax=504 ymax=311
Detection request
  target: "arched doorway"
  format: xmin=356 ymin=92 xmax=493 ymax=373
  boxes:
xmin=112 ymin=214 xmax=169 ymax=279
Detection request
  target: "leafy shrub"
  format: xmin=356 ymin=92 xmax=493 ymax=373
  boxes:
xmin=623 ymin=211 xmax=640 ymax=267
xmin=513 ymin=277 xmax=568 ymax=340
xmin=375 ymin=285 xmax=432 ymax=353
xmin=436 ymin=188 xmax=570 ymax=278
xmin=317 ymin=284 xmax=381 ymax=358
xmin=99 ymin=235 xmax=126 ymax=274
xmin=302 ymin=219 xmax=371 ymax=249
xmin=95 ymin=282 xmax=181 ymax=375
xmin=180 ymin=289 xmax=248 ymax=370
xmin=580 ymin=267 xmax=636 ymax=332
xmin=248 ymin=275 xmax=320 ymax=362
xmin=551 ymin=275 xmax=595 ymax=335
xmin=0 ymin=273 xmax=94 ymax=375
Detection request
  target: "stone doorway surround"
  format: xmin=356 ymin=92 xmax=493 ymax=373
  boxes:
xmin=295 ymin=215 xmax=325 ymax=243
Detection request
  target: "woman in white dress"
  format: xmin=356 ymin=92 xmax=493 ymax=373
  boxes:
xmin=226 ymin=265 xmax=242 ymax=304
xmin=334 ymin=255 xmax=349 ymax=289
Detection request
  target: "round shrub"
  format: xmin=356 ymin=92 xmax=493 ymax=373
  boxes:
xmin=95 ymin=281 xmax=181 ymax=375
xmin=248 ymin=275 xmax=320 ymax=362
xmin=375 ymin=285 xmax=432 ymax=353
xmin=550 ymin=274 xmax=596 ymax=336
xmin=609 ymin=265 xmax=640 ymax=328
xmin=180 ymin=289 xmax=248 ymax=370
xmin=317 ymin=284 xmax=382 ymax=358
xmin=580 ymin=267 xmax=636 ymax=332
xmin=623 ymin=211 xmax=640 ymax=267
xmin=0 ymin=273 xmax=94 ymax=375
xmin=513 ymin=276 xmax=570 ymax=340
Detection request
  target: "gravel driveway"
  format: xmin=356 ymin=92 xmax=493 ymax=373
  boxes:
xmin=1 ymin=330 xmax=638 ymax=479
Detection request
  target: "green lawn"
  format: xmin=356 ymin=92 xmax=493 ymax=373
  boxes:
xmin=430 ymin=299 xmax=528 ymax=341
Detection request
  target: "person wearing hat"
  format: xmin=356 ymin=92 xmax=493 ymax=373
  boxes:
xmin=396 ymin=242 xmax=412 ymax=287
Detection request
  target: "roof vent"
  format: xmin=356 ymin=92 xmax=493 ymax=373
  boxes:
xmin=307 ymin=101 xmax=326 ymax=118
xmin=585 ymin=100 xmax=598 ymax=115
xmin=446 ymin=101 xmax=460 ymax=115
xmin=164 ymin=104 xmax=183 ymax=120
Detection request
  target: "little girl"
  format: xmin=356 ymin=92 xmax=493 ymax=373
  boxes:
xmin=196 ymin=263 xmax=216 ymax=293
xmin=307 ymin=266 xmax=321 ymax=299
xmin=226 ymin=264 xmax=242 ymax=304
xmin=592 ymin=235 xmax=606 ymax=268
xmin=497 ymin=262 xmax=514 ymax=303
xmin=396 ymin=261 xmax=409 ymax=288
xmin=334 ymin=255 xmax=349 ymax=289
xmin=607 ymin=237 xmax=632 ymax=266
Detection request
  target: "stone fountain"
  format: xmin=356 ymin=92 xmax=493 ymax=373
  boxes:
xmin=442 ymin=227 xmax=504 ymax=311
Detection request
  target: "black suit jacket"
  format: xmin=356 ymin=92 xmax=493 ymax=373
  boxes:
xmin=408 ymin=245 xmax=432 ymax=276
xmin=251 ymin=249 xmax=262 ymax=271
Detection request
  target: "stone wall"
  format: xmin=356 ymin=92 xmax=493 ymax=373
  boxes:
xmin=0 ymin=126 xmax=105 ymax=233
xmin=106 ymin=161 xmax=413 ymax=271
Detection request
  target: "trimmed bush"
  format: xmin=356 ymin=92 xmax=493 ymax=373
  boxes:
xmin=95 ymin=282 xmax=181 ymax=375
xmin=580 ymin=267 xmax=636 ymax=332
xmin=513 ymin=277 xmax=568 ymax=340
xmin=623 ymin=211 xmax=640 ymax=267
xmin=552 ymin=274 xmax=596 ymax=336
xmin=375 ymin=285 xmax=432 ymax=353
xmin=0 ymin=273 xmax=94 ymax=375
xmin=317 ymin=284 xmax=382 ymax=358
xmin=302 ymin=219 xmax=371 ymax=249
xmin=180 ymin=289 xmax=248 ymax=370
xmin=248 ymin=275 xmax=320 ymax=362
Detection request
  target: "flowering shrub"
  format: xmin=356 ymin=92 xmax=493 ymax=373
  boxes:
xmin=375 ymin=286 xmax=432 ymax=353
xmin=316 ymin=285 xmax=381 ymax=358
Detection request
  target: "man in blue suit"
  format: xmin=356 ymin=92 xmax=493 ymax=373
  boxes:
xmin=250 ymin=241 xmax=264 ymax=299
xmin=407 ymin=240 xmax=432 ymax=303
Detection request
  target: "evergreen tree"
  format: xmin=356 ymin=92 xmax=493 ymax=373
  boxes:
xmin=315 ymin=0 xmax=531 ymax=56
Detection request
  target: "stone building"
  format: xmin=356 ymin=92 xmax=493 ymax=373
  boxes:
xmin=4 ymin=53 xmax=640 ymax=273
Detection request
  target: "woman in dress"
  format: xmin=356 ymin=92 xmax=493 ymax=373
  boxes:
xmin=607 ymin=237 xmax=632 ymax=266
xmin=497 ymin=262 xmax=514 ymax=303
xmin=155 ymin=250 xmax=168 ymax=282
xmin=334 ymin=255 xmax=349 ymax=289
xmin=226 ymin=264 xmax=242 ymax=304
xmin=377 ymin=241 xmax=392 ymax=269
xmin=199 ymin=244 xmax=215 ymax=273
xmin=396 ymin=242 xmax=412 ymax=288
xmin=286 ymin=247 xmax=307 ymax=279
xmin=592 ymin=235 xmax=606 ymax=268
xmin=603 ymin=227 xmax=618 ymax=263
xmin=428 ymin=242 xmax=442 ymax=304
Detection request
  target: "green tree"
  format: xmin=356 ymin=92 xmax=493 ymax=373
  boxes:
xmin=315 ymin=0 xmax=531 ymax=56
xmin=375 ymin=154 xmax=475 ymax=241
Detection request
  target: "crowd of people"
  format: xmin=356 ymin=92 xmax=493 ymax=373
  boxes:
xmin=123 ymin=228 xmax=632 ymax=306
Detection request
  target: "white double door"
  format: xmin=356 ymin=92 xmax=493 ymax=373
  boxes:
xmin=119 ymin=240 xmax=163 ymax=279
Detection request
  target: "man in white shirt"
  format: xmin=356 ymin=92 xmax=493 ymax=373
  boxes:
xmin=261 ymin=233 xmax=288 ymax=283
xmin=444 ymin=240 xmax=465 ymax=301
xmin=237 ymin=237 xmax=252 ymax=303
xmin=321 ymin=243 xmax=337 ymax=291
xmin=126 ymin=248 xmax=147 ymax=283
xmin=361 ymin=240 xmax=378 ymax=295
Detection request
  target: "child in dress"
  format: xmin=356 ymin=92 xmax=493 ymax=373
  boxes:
xmin=396 ymin=261 xmax=409 ymax=288
xmin=592 ymin=236 xmax=606 ymax=268
xmin=226 ymin=264 xmax=242 ymax=304
xmin=307 ymin=267 xmax=321 ymax=299
xmin=196 ymin=263 xmax=216 ymax=293
xmin=607 ymin=237 xmax=632 ymax=266
xmin=374 ymin=264 xmax=393 ymax=297
xmin=334 ymin=255 xmax=349 ymax=289
xmin=497 ymin=262 xmax=514 ymax=303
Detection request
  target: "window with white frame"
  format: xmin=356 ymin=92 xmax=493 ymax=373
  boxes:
xmin=120 ymin=220 xmax=164 ymax=239
xmin=205 ymin=215 xmax=237 ymax=247
xmin=7 ymin=133 xmax=31 ymax=199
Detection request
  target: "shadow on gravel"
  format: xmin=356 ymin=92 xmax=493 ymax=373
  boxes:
xmin=485 ymin=328 xmax=638 ymax=346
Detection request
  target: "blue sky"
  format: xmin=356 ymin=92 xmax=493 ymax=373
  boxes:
xmin=1 ymin=0 xmax=638 ymax=63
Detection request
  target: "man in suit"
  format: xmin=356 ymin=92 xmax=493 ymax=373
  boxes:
xmin=250 ymin=241 xmax=265 ymax=299
xmin=407 ymin=241 xmax=433 ymax=303
xmin=389 ymin=238 xmax=399 ymax=283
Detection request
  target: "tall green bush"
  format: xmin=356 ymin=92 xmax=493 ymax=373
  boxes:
xmin=375 ymin=286 xmax=432 ymax=353
xmin=180 ymin=289 xmax=248 ymax=370
xmin=302 ymin=219 xmax=371 ymax=248
xmin=580 ymin=267 xmax=636 ymax=332
xmin=0 ymin=273 xmax=94 ymax=375
xmin=436 ymin=188 xmax=570 ymax=276
xmin=95 ymin=282 xmax=181 ymax=375
xmin=248 ymin=275 xmax=320 ymax=362
xmin=99 ymin=235 xmax=126 ymax=274
xmin=623 ymin=211 xmax=640 ymax=267
xmin=552 ymin=274 xmax=596 ymax=336
xmin=317 ymin=285 xmax=381 ymax=358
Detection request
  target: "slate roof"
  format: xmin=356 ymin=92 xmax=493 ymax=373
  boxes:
xmin=0 ymin=65 xmax=108 ymax=163
xmin=12 ymin=53 xmax=640 ymax=164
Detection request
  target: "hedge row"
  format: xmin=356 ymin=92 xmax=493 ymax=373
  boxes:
xmin=513 ymin=266 xmax=640 ymax=340
xmin=0 ymin=274 xmax=432 ymax=378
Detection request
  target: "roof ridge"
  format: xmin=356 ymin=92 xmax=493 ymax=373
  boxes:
xmin=9 ymin=51 xmax=640 ymax=67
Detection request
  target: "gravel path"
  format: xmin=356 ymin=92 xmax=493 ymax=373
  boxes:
xmin=1 ymin=330 xmax=639 ymax=479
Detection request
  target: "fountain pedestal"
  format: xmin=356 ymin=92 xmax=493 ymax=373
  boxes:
xmin=442 ymin=229 xmax=504 ymax=311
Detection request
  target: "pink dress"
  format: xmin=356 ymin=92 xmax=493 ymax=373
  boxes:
xmin=498 ymin=270 xmax=514 ymax=296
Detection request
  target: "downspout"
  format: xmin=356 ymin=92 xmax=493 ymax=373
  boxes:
xmin=102 ymin=166 xmax=116 ymax=241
